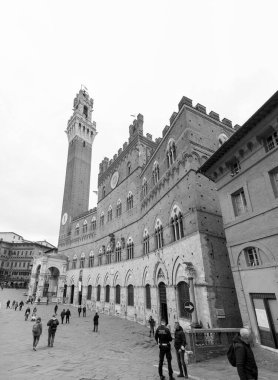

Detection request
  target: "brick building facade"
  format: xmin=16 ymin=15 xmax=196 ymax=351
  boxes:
xmin=30 ymin=89 xmax=242 ymax=330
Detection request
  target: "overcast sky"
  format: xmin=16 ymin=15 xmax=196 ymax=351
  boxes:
xmin=0 ymin=0 xmax=277 ymax=246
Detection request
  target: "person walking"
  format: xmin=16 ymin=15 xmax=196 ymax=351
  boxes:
xmin=174 ymin=321 xmax=188 ymax=378
xmin=14 ymin=301 xmax=19 ymax=311
xmin=54 ymin=304 xmax=58 ymax=315
xmin=25 ymin=307 xmax=31 ymax=321
xmin=32 ymin=317 xmax=42 ymax=351
xmin=19 ymin=300 xmax=24 ymax=311
xmin=47 ymin=314 xmax=59 ymax=347
xmin=6 ymin=300 xmax=11 ymax=308
xmin=234 ymin=328 xmax=258 ymax=380
xmin=83 ymin=305 xmax=86 ymax=317
xmin=93 ymin=312 xmax=99 ymax=332
xmin=65 ymin=308 xmax=71 ymax=324
xmin=12 ymin=300 xmax=15 ymax=309
xmin=78 ymin=305 xmax=82 ymax=317
xmin=148 ymin=316 xmax=156 ymax=337
xmin=60 ymin=309 xmax=66 ymax=324
xmin=155 ymin=319 xmax=175 ymax=380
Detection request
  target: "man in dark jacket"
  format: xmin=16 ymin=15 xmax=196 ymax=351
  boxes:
xmin=65 ymin=308 xmax=71 ymax=324
xmin=83 ymin=305 xmax=86 ymax=317
xmin=149 ymin=316 xmax=156 ymax=337
xmin=93 ymin=312 xmax=99 ymax=332
xmin=174 ymin=322 xmax=188 ymax=378
xmin=155 ymin=319 xmax=175 ymax=380
xmin=47 ymin=314 xmax=59 ymax=347
xmin=60 ymin=309 xmax=66 ymax=324
xmin=78 ymin=305 xmax=82 ymax=317
xmin=234 ymin=328 xmax=258 ymax=380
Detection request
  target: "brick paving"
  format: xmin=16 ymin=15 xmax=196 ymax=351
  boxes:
xmin=1 ymin=289 xmax=277 ymax=380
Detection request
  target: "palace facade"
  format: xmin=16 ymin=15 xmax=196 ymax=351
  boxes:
xmin=30 ymin=89 xmax=242 ymax=329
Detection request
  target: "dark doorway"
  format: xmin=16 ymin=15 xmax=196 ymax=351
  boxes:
xmin=70 ymin=284 xmax=75 ymax=304
xmin=63 ymin=284 xmax=67 ymax=298
xmin=78 ymin=285 xmax=83 ymax=305
xmin=159 ymin=282 xmax=168 ymax=324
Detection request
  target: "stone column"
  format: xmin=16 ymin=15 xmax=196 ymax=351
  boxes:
xmin=188 ymin=276 xmax=198 ymax=326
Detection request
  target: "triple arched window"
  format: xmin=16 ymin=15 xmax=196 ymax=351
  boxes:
xmin=143 ymin=229 xmax=150 ymax=255
xmin=170 ymin=206 xmax=184 ymax=241
xmin=98 ymin=247 xmax=103 ymax=266
xmin=72 ymin=255 xmax=77 ymax=269
xmin=100 ymin=212 xmax=105 ymax=227
xmin=106 ymin=244 xmax=112 ymax=264
xmin=127 ymin=237 xmax=134 ymax=260
xmin=115 ymin=241 xmax=122 ymax=262
xmin=91 ymin=217 xmax=96 ymax=231
xmin=107 ymin=205 xmax=113 ymax=222
xmin=127 ymin=191 xmax=134 ymax=210
xmin=116 ymin=199 xmax=122 ymax=217
xmin=82 ymin=220 xmax=88 ymax=233
xmin=153 ymin=161 xmax=160 ymax=184
xmin=142 ymin=177 xmax=148 ymax=197
xmin=75 ymin=223 xmax=80 ymax=236
xmin=155 ymin=219 xmax=164 ymax=249
xmin=80 ymin=253 xmax=85 ymax=268
xmin=166 ymin=139 xmax=176 ymax=167
xmin=88 ymin=251 xmax=94 ymax=267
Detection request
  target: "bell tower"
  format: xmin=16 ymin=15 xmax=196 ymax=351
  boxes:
xmin=58 ymin=88 xmax=97 ymax=246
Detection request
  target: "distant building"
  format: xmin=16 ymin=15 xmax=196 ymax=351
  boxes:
xmin=200 ymin=91 xmax=278 ymax=349
xmin=0 ymin=233 xmax=56 ymax=288
xmin=30 ymin=88 xmax=242 ymax=330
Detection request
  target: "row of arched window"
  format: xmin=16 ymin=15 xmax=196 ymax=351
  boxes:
xmin=84 ymin=281 xmax=190 ymax=319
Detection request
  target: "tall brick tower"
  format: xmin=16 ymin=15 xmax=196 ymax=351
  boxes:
xmin=58 ymin=88 xmax=97 ymax=246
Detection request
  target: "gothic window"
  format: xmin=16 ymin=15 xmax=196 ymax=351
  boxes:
xmin=87 ymin=285 xmax=92 ymax=300
xmin=98 ymin=247 xmax=103 ymax=266
xmin=82 ymin=220 xmax=88 ymax=233
xmin=142 ymin=177 xmax=148 ymax=197
xmin=106 ymin=244 xmax=112 ymax=264
xmin=105 ymin=285 xmax=110 ymax=302
xmin=116 ymin=199 xmax=122 ymax=217
xmin=143 ymin=229 xmax=150 ymax=255
xmin=166 ymin=139 xmax=177 ymax=168
xmin=97 ymin=285 xmax=101 ymax=301
xmin=170 ymin=205 xmax=184 ymax=242
xmin=102 ymin=186 xmax=106 ymax=198
xmin=145 ymin=284 xmax=151 ymax=309
xmin=75 ymin=223 xmax=80 ymax=236
xmin=127 ymin=237 xmax=134 ymax=260
xmin=127 ymin=191 xmax=134 ymax=210
xmin=100 ymin=212 xmax=105 ymax=227
xmin=72 ymin=255 xmax=77 ymax=269
xmin=115 ymin=241 xmax=122 ymax=262
xmin=127 ymin=162 xmax=131 ymax=175
xmin=127 ymin=284 xmax=134 ymax=306
xmin=88 ymin=251 xmax=94 ymax=267
xmin=107 ymin=205 xmax=113 ymax=222
xmin=80 ymin=253 xmax=85 ymax=268
xmin=115 ymin=285 xmax=121 ymax=304
xmin=177 ymin=281 xmax=191 ymax=319
xmin=152 ymin=161 xmax=160 ymax=184
xmin=155 ymin=219 xmax=164 ymax=249
xmin=91 ymin=217 xmax=96 ymax=231
xmin=83 ymin=105 xmax=88 ymax=118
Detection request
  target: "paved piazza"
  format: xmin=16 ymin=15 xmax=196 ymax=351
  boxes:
xmin=1 ymin=289 xmax=277 ymax=380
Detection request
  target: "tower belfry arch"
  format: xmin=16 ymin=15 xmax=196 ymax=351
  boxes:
xmin=58 ymin=88 xmax=97 ymax=246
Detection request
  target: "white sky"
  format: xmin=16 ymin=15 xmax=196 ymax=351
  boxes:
xmin=0 ymin=0 xmax=277 ymax=246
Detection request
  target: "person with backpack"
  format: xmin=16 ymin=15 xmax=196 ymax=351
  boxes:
xmin=47 ymin=314 xmax=59 ymax=347
xmin=32 ymin=317 xmax=42 ymax=351
xmin=65 ymin=308 xmax=71 ymax=324
xmin=227 ymin=328 xmax=258 ymax=380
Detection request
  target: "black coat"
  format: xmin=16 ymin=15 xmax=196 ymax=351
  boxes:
xmin=174 ymin=326 xmax=186 ymax=350
xmin=233 ymin=335 xmax=258 ymax=380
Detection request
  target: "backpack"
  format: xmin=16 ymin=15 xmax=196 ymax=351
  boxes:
xmin=32 ymin=323 xmax=40 ymax=335
xmin=227 ymin=343 xmax=236 ymax=367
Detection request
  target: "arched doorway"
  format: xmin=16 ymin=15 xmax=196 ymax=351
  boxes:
xmin=158 ymin=282 xmax=168 ymax=324
xmin=70 ymin=284 xmax=75 ymax=304
xmin=44 ymin=267 xmax=60 ymax=297
xmin=33 ymin=265 xmax=41 ymax=296
xmin=63 ymin=284 xmax=67 ymax=298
